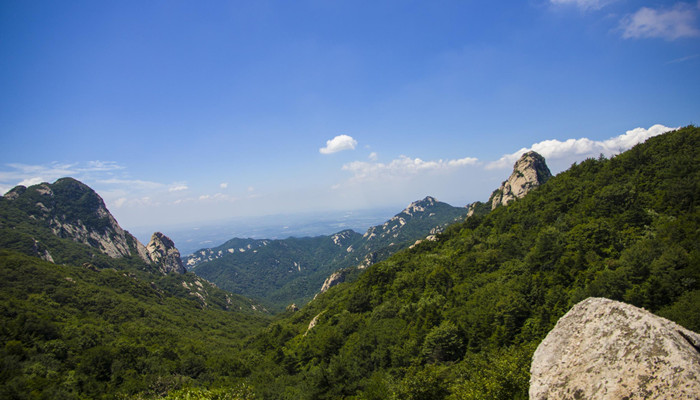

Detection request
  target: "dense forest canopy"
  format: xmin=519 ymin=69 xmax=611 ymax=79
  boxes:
xmin=0 ymin=126 xmax=698 ymax=399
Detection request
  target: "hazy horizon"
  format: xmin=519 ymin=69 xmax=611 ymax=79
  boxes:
xmin=2 ymin=1 xmax=698 ymax=231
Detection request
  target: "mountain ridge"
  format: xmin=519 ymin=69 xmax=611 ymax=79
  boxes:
xmin=0 ymin=177 xmax=264 ymax=313
xmin=186 ymin=196 xmax=469 ymax=310
xmin=242 ymin=126 xmax=699 ymax=398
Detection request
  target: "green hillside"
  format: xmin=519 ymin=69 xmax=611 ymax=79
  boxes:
xmin=1 ymin=127 xmax=698 ymax=399
xmin=189 ymin=197 xmax=468 ymax=311
xmin=0 ymin=250 xmax=269 ymax=399
xmin=191 ymin=231 xmax=362 ymax=310
xmin=240 ymin=126 xmax=700 ymax=399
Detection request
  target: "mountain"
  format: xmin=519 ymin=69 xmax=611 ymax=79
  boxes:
xmin=186 ymin=196 xmax=469 ymax=311
xmin=186 ymin=231 xmax=363 ymax=310
xmin=3 ymin=127 xmax=697 ymax=399
xmin=240 ymin=126 xmax=699 ymax=398
xmin=1 ymin=177 xmax=173 ymax=273
xmin=467 ymin=150 xmax=552 ymax=217
xmin=0 ymin=178 xmax=274 ymax=398
xmin=531 ymin=297 xmax=700 ymax=400
xmin=0 ymin=177 xmax=262 ymax=312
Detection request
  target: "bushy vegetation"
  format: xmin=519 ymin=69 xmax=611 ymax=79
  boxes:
xmin=192 ymin=199 xmax=468 ymax=311
xmin=0 ymin=250 xmax=269 ymax=399
xmin=1 ymin=126 xmax=698 ymax=399
xmin=241 ymin=126 xmax=700 ymax=398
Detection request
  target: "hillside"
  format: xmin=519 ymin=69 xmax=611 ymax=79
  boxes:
xmin=1 ymin=126 xmax=698 ymax=399
xmin=0 ymin=178 xmax=272 ymax=398
xmin=0 ymin=250 xmax=268 ymax=399
xmin=187 ymin=197 xmax=469 ymax=311
xmin=240 ymin=126 xmax=700 ymax=399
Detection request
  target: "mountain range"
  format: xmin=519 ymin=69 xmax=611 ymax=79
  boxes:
xmin=1 ymin=126 xmax=698 ymax=399
xmin=185 ymin=150 xmax=552 ymax=311
xmin=185 ymin=196 xmax=468 ymax=310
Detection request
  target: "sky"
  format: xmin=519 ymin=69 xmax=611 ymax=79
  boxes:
xmin=1 ymin=0 xmax=699 ymax=234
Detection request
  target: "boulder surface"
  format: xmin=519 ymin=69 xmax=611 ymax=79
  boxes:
xmin=530 ymin=297 xmax=700 ymax=400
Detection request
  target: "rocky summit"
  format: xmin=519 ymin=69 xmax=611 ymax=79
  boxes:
xmin=0 ymin=178 xmax=186 ymax=275
xmin=490 ymin=151 xmax=551 ymax=210
xmin=530 ymin=297 xmax=700 ymax=400
xmin=147 ymin=232 xmax=186 ymax=274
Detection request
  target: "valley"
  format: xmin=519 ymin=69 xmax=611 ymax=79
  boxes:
xmin=0 ymin=126 xmax=698 ymax=399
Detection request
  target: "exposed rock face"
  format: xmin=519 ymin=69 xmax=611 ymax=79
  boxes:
xmin=2 ymin=178 xmax=150 ymax=262
xmin=530 ymin=297 xmax=700 ymax=400
xmin=490 ymin=151 xmax=551 ymax=210
xmin=147 ymin=232 xmax=186 ymax=274
xmin=320 ymin=270 xmax=346 ymax=293
xmin=2 ymin=178 xmax=187 ymax=275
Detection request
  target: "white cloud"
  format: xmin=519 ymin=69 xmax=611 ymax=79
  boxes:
xmin=487 ymin=124 xmax=676 ymax=170
xmin=18 ymin=177 xmax=45 ymax=187
xmin=220 ymin=182 xmax=228 ymax=189
xmin=319 ymin=135 xmax=358 ymax=154
xmin=97 ymin=178 xmax=164 ymax=189
xmin=550 ymin=0 xmax=617 ymax=11
xmin=84 ymin=160 xmax=124 ymax=172
xmin=197 ymin=193 xmax=237 ymax=202
xmin=666 ymin=53 xmax=700 ymax=64
xmin=0 ymin=160 xmax=130 ymax=192
xmin=342 ymin=155 xmax=479 ymax=182
xmin=621 ymin=3 xmax=700 ymax=40
xmin=169 ymin=184 xmax=188 ymax=192
xmin=368 ymin=152 xmax=378 ymax=161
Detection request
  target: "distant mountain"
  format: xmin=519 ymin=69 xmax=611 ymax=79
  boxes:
xmin=186 ymin=196 xmax=469 ymax=310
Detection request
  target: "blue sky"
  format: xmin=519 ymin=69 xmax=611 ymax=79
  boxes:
xmin=1 ymin=0 xmax=699 ymax=232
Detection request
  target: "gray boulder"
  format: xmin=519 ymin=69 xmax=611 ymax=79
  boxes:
xmin=530 ymin=297 xmax=700 ymax=400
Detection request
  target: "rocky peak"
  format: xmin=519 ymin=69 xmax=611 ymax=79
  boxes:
xmin=490 ymin=151 xmax=551 ymax=210
xmin=147 ymin=232 xmax=186 ymax=274
xmin=402 ymin=196 xmax=438 ymax=215
xmin=3 ymin=178 xmax=149 ymax=261
xmin=3 ymin=185 xmax=26 ymax=200
xmin=530 ymin=297 xmax=700 ymax=400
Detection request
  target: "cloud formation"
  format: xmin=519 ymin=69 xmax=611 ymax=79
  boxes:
xmin=169 ymin=184 xmax=189 ymax=192
xmin=319 ymin=135 xmax=358 ymax=154
xmin=621 ymin=3 xmax=700 ymax=40
xmin=0 ymin=161 xmax=126 ymax=195
xmin=342 ymin=155 xmax=479 ymax=182
xmin=487 ymin=124 xmax=676 ymax=170
xmin=550 ymin=0 xmax=617 ymax=11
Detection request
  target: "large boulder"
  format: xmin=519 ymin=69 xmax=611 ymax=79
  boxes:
xmin=530 ymin=297 xmax=700 ymax=400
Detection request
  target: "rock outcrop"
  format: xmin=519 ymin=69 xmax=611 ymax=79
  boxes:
xmin=530 ymin=297 xmax=700 ymax=400
xmin=1 ymin=178 xmax=186 ymax=275
xmin=147 ymin=232 xmax=186 ymax=274
xmin=320 ymin=270 xmax=346 ymax=293
xmin=490 ymin=151 xmax=551 ymax=210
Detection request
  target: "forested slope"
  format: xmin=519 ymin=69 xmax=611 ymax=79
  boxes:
xmin=241 ymin=126 xmax=700 ymax=399
xmin=0 ymin=250 xmax=269 ymax=399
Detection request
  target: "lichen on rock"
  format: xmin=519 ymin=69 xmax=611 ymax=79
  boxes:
xmin=530 ymin=297 xmax=700 ymax=400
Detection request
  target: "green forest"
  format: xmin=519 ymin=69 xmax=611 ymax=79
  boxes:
xmin=1 ymin=126 xmax=699 ymax=399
